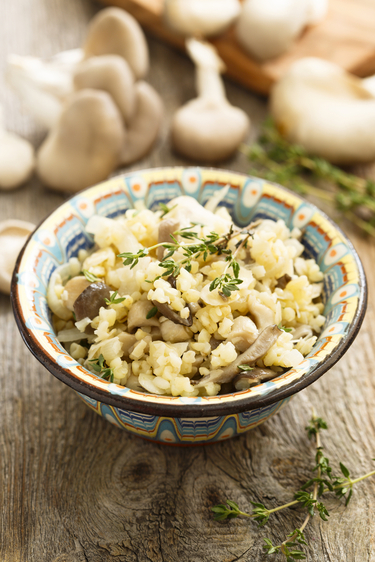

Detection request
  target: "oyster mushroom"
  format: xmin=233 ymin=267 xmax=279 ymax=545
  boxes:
xmin=160 ymin=319 xmax=191 ymax=342
xmin=292 ymin=324 xmax=314 ymax=339
xmin=164 ymin=0 xmax=241 ymax=37
xmin=171 ymin=38 xmax=249 ymax=162
xmin=73 ymin=55 xmax=136 ymax=124
xmin=73 ymin=282 xmax=111 ymax=321
xmin=36 ymin=89 xmax=125 ymax=193
xmin=118 ymin=331 xmax=138 ymax=357
xmin=152 ymin=300 xmax=193 ymax=327
xmin=248 ymin=296 xmax=275 ymax=330
xmin=62 ymin=276 xmax=90 ymax=311
xmin=234 ymin=367 xmax=277 ymax=390
xmin=127 ymin=300 xmax=160 ymax=333
xmin=0 ymin=219 xmax=35 ymax=294
xmin=193 ymin=324 xmax=282 ymax=387
xmin=270 ymin=57 xmax=375 ymax=164
xmin=224 ymin=316 xmax=258 ymax=352
xmin=157 ymin=218 xmax=180 ymax=261
xmin=120 ymin=81 xmax=163 ymax=166
xmin=0 ymin=106 xmax=35 ymax=190
xmin=83 ymin=8 xmax=149 ymax=80
xmin=236 ymin=0 xmax=327 ymax=61
xmin=276 ymin=273 xmax=292 ymax=289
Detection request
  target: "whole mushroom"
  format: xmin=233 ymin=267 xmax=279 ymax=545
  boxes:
xmin=171 ymin=38 xmax=249 ymax=162
xmin=83 ymin=7 xmax=149 ymax=80
xmin=36 ymin=89 xmax=125 ymax=193
xmin=164 ymin=0 xmax=241 ymax=37
xmin=270 ymin=57 xmax=375 ymax=164
xmin=0 ymin=219 xmax=36 ymax=294
xmin=0 ymin=107 xmax=35 ymax=190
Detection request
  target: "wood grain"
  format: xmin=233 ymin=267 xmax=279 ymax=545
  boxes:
xmin=98 ymin=0 xmax=375 ymax=94
xmin=0 ymin=1 xmax=375 ymax=561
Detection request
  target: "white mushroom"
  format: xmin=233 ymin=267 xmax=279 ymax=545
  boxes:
xmin=73 ymin=55 xmax=136 ymax=124
xmin=236 ymin=0 xmax=327 ymax=61
xmin=120 ymin=81 xmax=163 ymax=166
xmin=270 ymin=57 xmax=375 ymax=164
xmin=0 ymin=107 xmax=35 ymax=190
xmin=171 ymin=38 xmax=249 ymax=162
xmin=83 ymin=8 xmax=149 ymax=80
xmin=7 ymin=50 xmax=82 ymax=129
xmin=36 ymin=89 xmax=125 ymax=193
xmin=0 ymin=219 xmax=35 ymax=294
xmin=163 ymin=0 xmax=241 ymax=37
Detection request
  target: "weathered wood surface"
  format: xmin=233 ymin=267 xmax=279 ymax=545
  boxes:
xmin=0 ymin=1 xmax=375 ymax=561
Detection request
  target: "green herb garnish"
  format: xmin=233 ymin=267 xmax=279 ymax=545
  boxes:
xmin=238 ymin=365 xmax=254 ymax=372
xmin=212 ymin=412 xmax=375 ymax=560
xmin=88 ymin=354 xmax=114 ymax=382
xmin=278 ymin=323 xmax=293 ymax=333
xmin=146 ymin=306 xmax=158 ymax=319
xmin=159 ymin=202 xmax=177 ymax=217
xmin=82 ymin=269 xmax=99 ymax=283
xmin=104 ymin=291 xmax=125 ymax=305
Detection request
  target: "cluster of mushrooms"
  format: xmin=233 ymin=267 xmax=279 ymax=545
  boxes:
xmin=6 ymin=8 xmax=163 ymax=193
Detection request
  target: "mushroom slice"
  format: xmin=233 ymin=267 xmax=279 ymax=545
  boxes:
xmin=157 ymin=218 xmax=180 ymax=261
xmin=276 ymin=273 xmax=292 ymax=289
xmin=62 ymin=276 xmax=90 ymax=311
xmin=36 ymin=89 xmax=125 ymax=193
xmin=224 ymin=316 xmax=258 ymax=352
xmin=127 ymin=300 xmax=160 ymax=333
xmin=152 ymin=300 xmax=193 ymax=327
xmin=193 ymin=324 xmax=282 ymax=387
xmin=73 ymin=55 xmax=136 ymax=124
xmin=234 ymin=368 xmax=277 ymax=391
xmin=73 ymin=282 xmax=111 ymax=321
xmin=160 ymin=319 xmax=191 ymax=343
xmin=171 ymin=39 xmax=249 ymax=162
xmin=118 ymin=331 xmax=138 ymax=357
xmin=248 ymin=297 xmax=275 ymax=330
xmin=121 ymin=81 xmax=163 ymax=166
xmin=83 ymin=7 xmax=149 ymax=80
xmin=0 ymin=219 xmax=35 ymax=294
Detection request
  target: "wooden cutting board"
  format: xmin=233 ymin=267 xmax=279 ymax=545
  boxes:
xmin=97 ymin=0 xmax=375 ymax=94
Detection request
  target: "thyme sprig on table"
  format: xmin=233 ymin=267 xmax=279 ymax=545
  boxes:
xmin=245 ymin=119 xmax=375 ymax=238
xmin=212 ymin=413 xmax=375 ymax=560
xmin=119 ymin=223 xmax=253 ymax=297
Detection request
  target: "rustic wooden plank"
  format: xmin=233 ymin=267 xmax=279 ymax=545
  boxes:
xmin=98 ymin=0 xmax=375 ymax=94
xmin=0 ymin=1 xmax=375 ymax=561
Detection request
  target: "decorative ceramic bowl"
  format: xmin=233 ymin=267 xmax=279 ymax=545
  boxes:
xmin=12 ymin=167 xmax=367 ymax=445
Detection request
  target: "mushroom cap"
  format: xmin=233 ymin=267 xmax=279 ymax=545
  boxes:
xmin=73 ymin=55 xmax=136 ymax=124
xmin=236 ymin=0 xmax=310 ymax=61
xmin=164 ymin=0 xmax=241 ymax=38
xmin=0 ymin=219 xmax=35 ymax=294
xmin=171 ymin=97 xmax=249 ymax=161
xmin=36 ymin=89 xmax=125 ymax=193
xmin=270 ymin=57 xmax=375 ymax=164
xmin=83 ymin=8 xmax=149 ymax=80
xmin=0 ymin=129 xmax=35 ymax=189
xmin=121 ymin=81 xmax=163 ymax=166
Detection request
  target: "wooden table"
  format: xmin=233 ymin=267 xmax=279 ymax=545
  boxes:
xmin=1 ymin=1 xmax=374 ymax=561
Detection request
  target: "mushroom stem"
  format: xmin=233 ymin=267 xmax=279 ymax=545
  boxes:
xmin=187 ymin=39 xmax=226 ymax=103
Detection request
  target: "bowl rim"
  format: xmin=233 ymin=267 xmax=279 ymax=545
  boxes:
xmin=11 ymin=167 xmax=368 ymax=418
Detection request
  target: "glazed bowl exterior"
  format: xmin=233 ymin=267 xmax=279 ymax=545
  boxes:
xmin=12 ymin=167 xmax=367 ymax=445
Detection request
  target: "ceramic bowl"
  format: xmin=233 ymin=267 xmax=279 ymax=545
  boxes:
xmin=12 ymin=167 xmax=367 ymax=445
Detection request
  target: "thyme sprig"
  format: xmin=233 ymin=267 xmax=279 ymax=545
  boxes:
xmin=82 ymin=269 xmax=99 ymax=283
xmin=245 ymin=119 xmax=375 ymax=238
xmin=212 ymin=412 xmax=375 ymax=560
xmin=88 ymin=354 xmax=114 ymax=382
xmin=104 ymin=290 xmax=125 ymax=305
xmin=118 ymin=223 xmax=251 ymax=296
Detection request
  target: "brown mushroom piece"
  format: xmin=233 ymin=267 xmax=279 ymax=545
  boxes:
xmin=127 ymin=300 xmax=160 ymax=333
xmin=160 ymin=319 xmax=191 ymax=343
xmin=157 ymin=219 xmax=180 ymax=261
xmin=152 ymin=300 xmax=193 ymax=327
xmin=62 ymin=277 xmax=91 ymax=311
xmin=73 ymin=282 xmax=111 ymax=321
xmin=276 ymin=273 xmax=292 ymax=289
xmin=193 ymin=324 xmax=282 ymax=387
xmin=224 ymin=316 xmax=258 ymax=352
xmin=83 ymin=7 xmax=149 ymax=80
xmin=73 ymin=55 xmax=136 ymax=124
xmin=234 ymin=368 xmax=277 ymax=391
xmin=121 ymin=82 xmax=163 ymax=166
